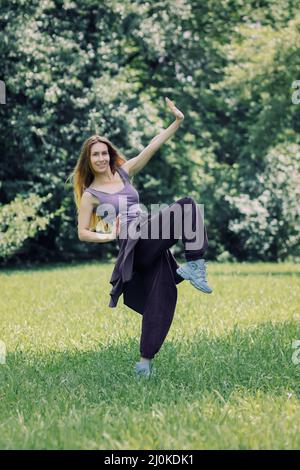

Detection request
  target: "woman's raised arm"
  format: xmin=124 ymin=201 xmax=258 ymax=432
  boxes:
xmin=121 ymin=97 xmax=185 ymax=177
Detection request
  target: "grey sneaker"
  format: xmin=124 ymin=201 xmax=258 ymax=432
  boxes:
xmin=176 ymin=259 xmax=213 ymax=294
xmin=135 ymin=361 xmax=151 ymax=378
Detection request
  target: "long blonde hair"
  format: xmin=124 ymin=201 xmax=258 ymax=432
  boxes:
xmin=67 ymin=135 xmax=127 ymax=231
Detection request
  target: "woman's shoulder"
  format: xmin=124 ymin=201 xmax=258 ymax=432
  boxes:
xmin=83 ymin=188 xmax=97 ymax=197
xmin=117 ymin=163 xmax=131 ymax=181
xmin=81 ymin=190 xmax=98 ymax=212
xmin=82 ymin=189 xmax=99 ymax=203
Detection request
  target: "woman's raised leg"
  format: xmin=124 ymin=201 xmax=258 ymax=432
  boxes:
xmin=133 ymin=196 xmax=208 ymax=271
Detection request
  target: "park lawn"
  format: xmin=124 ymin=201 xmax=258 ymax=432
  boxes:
xmin=0 ymin=261 xmax=300 ymax=450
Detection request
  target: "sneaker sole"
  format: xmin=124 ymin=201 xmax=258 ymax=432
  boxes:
xmin=190 ymin=279 xmax=213 ymax=294
xmin=177 ymin=267 xmax=213 ymax=294
xmin=135 ymin=371 xmax=151 ymax=379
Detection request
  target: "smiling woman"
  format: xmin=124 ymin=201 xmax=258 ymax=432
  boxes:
xmin=67 ymin=97 xmax=212 ymax=379
xmin=89 ymin=141 xmax=127 ymax=194
xmin=67 ymin=135 xmax=127 ymax=239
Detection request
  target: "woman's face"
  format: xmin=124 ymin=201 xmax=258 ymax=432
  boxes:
xmin=90 ymin=142 xmax=110 ymax=173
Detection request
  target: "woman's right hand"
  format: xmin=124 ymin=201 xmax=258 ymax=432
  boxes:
xmin=165 ymin=97 xmax=184 ymax=121
xmin=96 ymin=215 xmax=120 ymax=242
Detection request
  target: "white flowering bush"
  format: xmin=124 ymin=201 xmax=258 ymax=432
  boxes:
xmin=225 ymin=144 xmax=300 ymax=260
xmin=0 ymin=193 xmax=53 ymax=261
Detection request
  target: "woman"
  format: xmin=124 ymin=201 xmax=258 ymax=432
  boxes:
xmin=72 ymin=97 xmax=213 ymax=378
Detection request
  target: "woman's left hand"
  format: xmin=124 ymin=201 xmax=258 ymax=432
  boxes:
xmin=165 ymin=97 xmax=184 ymax=121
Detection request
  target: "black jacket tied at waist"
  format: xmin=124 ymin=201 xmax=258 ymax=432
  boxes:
xmin=108 ymin=211 xmax=184 ymax=315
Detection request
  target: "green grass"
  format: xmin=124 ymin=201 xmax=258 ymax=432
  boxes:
xmin=0 ymin=261 xmax=300 ymax=449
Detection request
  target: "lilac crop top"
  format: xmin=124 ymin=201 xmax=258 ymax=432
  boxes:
xmin=84 ymin=165 xmax=143 ymax=227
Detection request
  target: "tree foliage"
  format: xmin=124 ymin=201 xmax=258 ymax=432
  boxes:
xmin=0 ymin=0 xmax=299 ymax=264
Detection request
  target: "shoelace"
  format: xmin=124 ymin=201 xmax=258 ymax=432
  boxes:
xmin=190 ymin=261 xmax=207 ymax=280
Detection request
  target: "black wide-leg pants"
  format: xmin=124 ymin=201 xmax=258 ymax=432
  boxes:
xmin=132 ymin=196 xmax=208 ymax=360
